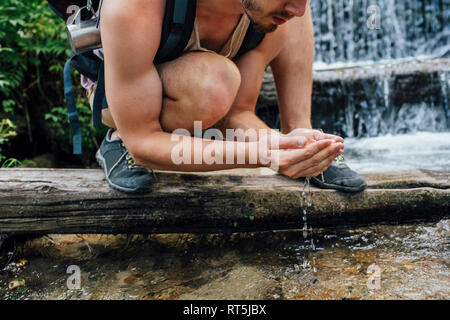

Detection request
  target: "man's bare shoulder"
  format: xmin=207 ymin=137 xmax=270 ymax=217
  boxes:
xmin=100 ymin=0 xmax=166 ymax=74
xmin=249 ymin=23 xmax=289 ymax=61
xmin=102 ymin=0 xmax=165 ymax=28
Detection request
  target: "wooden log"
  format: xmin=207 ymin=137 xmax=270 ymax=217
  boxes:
xmin=0 ymin=168 xmax=448 ymax=235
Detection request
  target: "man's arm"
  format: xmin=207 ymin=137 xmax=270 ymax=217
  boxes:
xmin=218 ymin=5 xmax=314 ymax=137
xmin=100 ymin=0 xmax=311 ymax=173
xmin=215 ymin=5 xmax=341 ymax=178
xmin=215 ymin=24 xmax=288 ymax=139
xmin=270 ymin=4 xmax=314 ymax=133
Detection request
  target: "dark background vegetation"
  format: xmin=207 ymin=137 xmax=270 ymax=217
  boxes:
xmin=0 ymin=0 xmax=107 ymax=168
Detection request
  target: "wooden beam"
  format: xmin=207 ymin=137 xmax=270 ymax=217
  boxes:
xmin=0 ymin=168 xmax=448 ymax=235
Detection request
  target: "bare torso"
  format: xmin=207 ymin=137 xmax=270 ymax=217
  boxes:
xmin=195 ymin=11 xmax=243 ymax=53
xmin=194 ymin=0 xmax=253 ymax=54
xmin=192 ymin=0 xmax=286 ymax=58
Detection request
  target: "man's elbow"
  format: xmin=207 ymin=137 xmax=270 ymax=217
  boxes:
xmin=127 ymin=143 xmax=151 ymax=168
xmin=126 ymin=137 xmax=164 ymax=170
xmin=130 ymin=150 xmax=148 ymax=168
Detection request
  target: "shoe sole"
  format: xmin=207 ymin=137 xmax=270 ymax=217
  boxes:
xmin=310 ymin=177 xmax=367 ymax=193
xmin=96 ymin=150 xmax=151 ymax=194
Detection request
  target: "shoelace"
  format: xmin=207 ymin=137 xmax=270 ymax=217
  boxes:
xmin=321 ymin=154 xmax=345 ymax=182
xmin=317 ymin=127 xmax=346 ymax=182
xmin=334 ymin=154 xmax=345 ymax=165
xmin=120 ymin=143 xmax=158 ymax=180
xmin=115 ymin=142 xmax=137 ymax=169
xmin=125 ymin=152 xmax=139 ymax=169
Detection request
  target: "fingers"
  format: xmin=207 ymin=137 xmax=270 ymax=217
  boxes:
xmin=286 ymin=128 xmax=315 ymax=136
xmin=281 ymin=139 xmax=334 ymax=165
xmin=276 ymin=139 xmax=333 ymax=171
xmin=295 ymin=150 xmax=340 ymax=179
xmin=277 ymin=134 xmax=306 ymax=150
xmin=291 ymin=142 xmax=343 ymax=178
xmin=278 ymin=140 xmax=344 ymax=179
xmin=316 ymin=132 xmax=344 ymax=143
xmin=259 ymin=134 xmax=305 ymax=151
xmin=286 ymin=128 xmax=344 ymax=144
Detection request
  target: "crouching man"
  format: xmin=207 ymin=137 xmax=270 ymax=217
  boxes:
xmin=87 ymin=0 xmax=366 ymax=193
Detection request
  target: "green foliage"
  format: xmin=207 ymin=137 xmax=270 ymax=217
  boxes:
xmin=0 ymin=0 xmax=68 ymax=112
xmin=1 ymin=158 xmax=22 ymax=168
xmin=0 ymin=118 xmax=21 ymax=167
xmin=0 ymin=119 xmax=16 ymax=143
xmin=0 ymin=0 xmax=104 ymax=164
xmin=45 ymin=98 xmax=103 ymax=152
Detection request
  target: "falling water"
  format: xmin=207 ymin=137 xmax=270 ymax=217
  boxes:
xmin=308 ymin=59 xmax=450 ymax=138
xmin=311 ymin=0 xmax=449 ymax=65
xmin=306 ymin=1 xmax=449 ymax=138
xmin=440 ymin=71 xmax=450 ymax=119
xmin=300 ymin=178 xmax=316 ymax=251
xmin=258 ymin=60 xmax=449 ymax=139
xmin=300 ymin=178 xmax=311 ymax=239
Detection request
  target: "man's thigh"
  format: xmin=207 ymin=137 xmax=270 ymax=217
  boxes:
xmin=156 ymin=51 xmax=242 ymax=133
xmin=90 ymin=51 xmax=242 ymax=133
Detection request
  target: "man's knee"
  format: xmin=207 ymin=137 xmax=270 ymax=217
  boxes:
xmin=160 ymin=52 xmax=241 ymax=131
xmin=195 ymin=56 xmax=241 ymax=126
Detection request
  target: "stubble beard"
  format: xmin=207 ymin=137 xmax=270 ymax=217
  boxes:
xmin=241 ymin=0 xmax=278 ymax=33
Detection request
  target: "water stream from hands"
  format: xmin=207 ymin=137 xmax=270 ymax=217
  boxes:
xmin=300 ymin=178 xmax=317 ymax=273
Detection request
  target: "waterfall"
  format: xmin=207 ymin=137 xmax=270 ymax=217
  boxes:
xmin=311 ymin=0 xmax=450 ymax=65
xmin=311 ymin=59 xmax=450 ymax=137
xmin=257 ymin=0 xmax=450 ymax=138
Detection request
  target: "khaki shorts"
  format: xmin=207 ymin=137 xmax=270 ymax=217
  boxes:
xmin=86 ymin=84 xmax=96 ymax=109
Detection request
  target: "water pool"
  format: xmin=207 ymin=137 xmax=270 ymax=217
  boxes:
xmin=0 ymin=219 xmax=448 ymax=300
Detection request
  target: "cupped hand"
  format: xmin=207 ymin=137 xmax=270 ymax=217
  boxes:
xmin=276 ymin=139 xmax=344 ymax=178
xmin=259 ymin=129 xmax=344 ymax=179
xmin=284 ymin=128 xmax=344 ymax=146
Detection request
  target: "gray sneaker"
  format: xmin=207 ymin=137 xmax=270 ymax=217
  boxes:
xmin=96 ymin=129 xmax=155 ymax=193
xmin=310 ymin=155 xmax=367 ymax=193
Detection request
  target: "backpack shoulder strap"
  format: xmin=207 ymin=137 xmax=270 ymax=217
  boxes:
xmin=55 ymin=0 xmax=197 ymax=154
xmin=234 ymin=23 xmax=266 ymax=59
xmin=154 ymin=0 xmax=197 ymax=64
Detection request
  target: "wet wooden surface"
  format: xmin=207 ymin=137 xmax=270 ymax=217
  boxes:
xmin=0 ymin=168 xmax=448 ymax=234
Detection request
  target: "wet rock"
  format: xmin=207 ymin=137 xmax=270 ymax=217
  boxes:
xmin=23 ymin=234 xmax=129 ymax=261
xmin=433 ymin=220 xmax=450 ymax=237
xmin=178 ymin=266 xmax=279 ymax=300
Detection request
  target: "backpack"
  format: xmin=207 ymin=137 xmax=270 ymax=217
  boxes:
xmin=48 ymin=0 xmax=265 ymax=154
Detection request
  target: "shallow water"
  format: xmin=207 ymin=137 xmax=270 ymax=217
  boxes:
xmin=1 ymin=219 xmax=449 ymax=300
xmin=344 ymin=132 xmax=450 ymax=173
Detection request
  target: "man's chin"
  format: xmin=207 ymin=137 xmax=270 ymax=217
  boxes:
xmin=256 ymin=23 xmax=277 ymax=33
xmin=244 ymin=10 xmax=278 ymax=33
xmin=251 ymin=20 xmax=278 ymax=33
